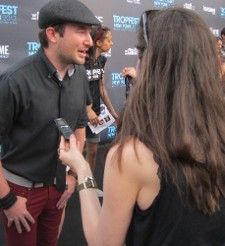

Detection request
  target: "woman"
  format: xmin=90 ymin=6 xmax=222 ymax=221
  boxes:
xmin=216 ymin=37 xmax=223 ymax=54
xmin=59 ymin=8 xmax=225 ymax=245
xmin=121 ymin=10 xmax=159 ymax=98
xmin=216 ymin=37 xmax=225 ymax=82
xmin=85 ymin=26 xmax=118 ymax=172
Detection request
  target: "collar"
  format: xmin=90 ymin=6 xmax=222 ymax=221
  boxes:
xmin=37 ymin=48 xmax=76 ymax=81
xmin=55 ymin=64 xmax=75 ymax=81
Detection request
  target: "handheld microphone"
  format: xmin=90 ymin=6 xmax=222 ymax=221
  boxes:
xmin=125 ymin=76 xmax=132 ymax=99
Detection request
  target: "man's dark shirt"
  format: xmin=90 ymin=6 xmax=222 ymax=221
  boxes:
xmin=0 ymin=49 xmax=88 ymax=183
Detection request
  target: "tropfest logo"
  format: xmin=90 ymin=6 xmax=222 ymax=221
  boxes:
xmin=27 ymin=42 xmax=40 ymax=56
xmin=107 ymin=125 xmax=117 ymax=139
xmin=111 ymin=73 xmax=125 ymax=87
xmin=0 ymin=4 xmax=18 ymax=24
xmin=113 ymin=15 xmax=139 ymax=32
xmin=0 ymin=45 xmax=10 ymax=58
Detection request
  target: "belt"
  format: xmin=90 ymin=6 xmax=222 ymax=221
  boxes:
xmin=3 ymin=168 xmax=56 ymax=188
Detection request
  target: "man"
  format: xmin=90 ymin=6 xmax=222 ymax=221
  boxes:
xmin=0 ymin=0 xmax=99 ymax=245
xmin=221 ymin=27 xmax=225 ymax=59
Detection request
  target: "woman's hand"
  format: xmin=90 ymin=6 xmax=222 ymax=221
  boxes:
xmin=87 ymin=109 xmax=99 ymax=127
xmin=121 ymin=67 xmax=137 ymax=79
xmin=58 ymin=135 xmax=87 ymax=173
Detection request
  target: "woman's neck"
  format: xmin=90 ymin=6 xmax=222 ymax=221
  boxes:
xmin=95 ymin=48 xmax=102 ymax=60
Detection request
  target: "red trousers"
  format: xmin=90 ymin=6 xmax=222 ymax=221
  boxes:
xmin=2 ymin=182 xmax=63 ymax=246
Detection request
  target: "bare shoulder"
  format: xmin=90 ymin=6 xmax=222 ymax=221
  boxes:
xmin=106 ymin=138 xmax=160 ymax=209
xmin=106 ymin=138 xmax=159 ymax=184
xmin=108 ymin=138 xmax=156 ymax=163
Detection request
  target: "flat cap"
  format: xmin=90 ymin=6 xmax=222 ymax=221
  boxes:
xmin=38 ymin=0 xmax=100 ymax=29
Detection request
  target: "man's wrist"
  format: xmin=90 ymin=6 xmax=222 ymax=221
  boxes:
xmin=0 ymin=191 xmax=17 ymax=210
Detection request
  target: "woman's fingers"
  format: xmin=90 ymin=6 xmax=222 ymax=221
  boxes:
xmin=59 ymin=136 xmax=66 ymax=149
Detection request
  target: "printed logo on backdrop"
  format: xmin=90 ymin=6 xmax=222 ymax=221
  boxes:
xmin=124 ymin=47 xmax=138 ymax=56
xmin=111 ymin=73 xmax=125 ymax=87
xmin=210 ymin=27 xmax=219 ymax=36
xmin=103 ymin=48 xmax=111 ymax=58
xmin=27 ymin=42 xmax=40 ymax=56
xmin=107 ymin=125 xmax=117 ymax=139
xmin=113 ymin=15 xmax=139 ymax=32
xmin=0 ymin=4 xmax=18 ymax=24
xmin=153 ymin=0 xmax=174 ymax=8
xmin=183 ymin=3 xmax=195 ymax=10
xmin=221 ymin=8 xmax=225 ymax=18
xmin=203 ymin=6 xmax=216 ymax=16
xmin=96 ymin=16 xmax=104 ymax=23
xmin=31 ymin=11 xmax=39 ymax=21
xmin=0 ymin=45 xmax=10 ymax=59
xmin=126 ymin=0 xmax=141 ymax=4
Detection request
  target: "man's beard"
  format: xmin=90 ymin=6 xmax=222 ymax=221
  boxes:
xmin=59 ymin=53 xmax=84 ymax=66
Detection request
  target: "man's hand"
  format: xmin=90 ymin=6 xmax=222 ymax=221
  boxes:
xmin=56 ymin=175 xmax=76 ymax=209
xmin=4 ymin=196 xmax=35 ymax=234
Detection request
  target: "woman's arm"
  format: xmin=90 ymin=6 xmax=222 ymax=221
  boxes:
xmin=99 ymin=76 xmax=118 ymax=119
xmin=86 ymin=104 xmax=99 ymax=126
xmin=59 ymin=136 xmax=160 ymax=245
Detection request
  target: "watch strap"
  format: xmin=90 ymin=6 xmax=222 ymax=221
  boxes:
xmin=76 ymin=177 xmax=98 ymax=192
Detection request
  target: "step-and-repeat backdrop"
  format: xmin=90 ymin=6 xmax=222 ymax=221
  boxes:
xmin=0 ymin=0 xmax=225 ymax=142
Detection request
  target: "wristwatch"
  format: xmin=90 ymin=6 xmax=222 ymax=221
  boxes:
xmin=76 ymin=176 xmax=98 ymax=192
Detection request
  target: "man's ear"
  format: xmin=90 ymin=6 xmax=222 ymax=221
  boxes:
xmin=45 ymin=27 xmax=58 ymax=44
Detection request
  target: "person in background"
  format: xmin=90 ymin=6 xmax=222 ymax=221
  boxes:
xmin=216 ymin=37 xmax=225 ymax=83
xmin=220 ymin=56 xmax=225 ymax=84
xmin=121 ymin=67 xmax=137 ymax=99
xmin=59 ymin=8 xmax=225 ymax=246
xmin=122 ymin=66 xmax=137 ymax=80
xmin=85 ymin=26 xmax=118 ymax=172
xmin=121 ymin=10 xmax=159 ymax=96
xmin=216 ymin=36 xmax=223 ymax=54
xmin=221 ymin=27 xmax=225 ymax=59
xmin=0 ymin=0 xmax=100 ymax=245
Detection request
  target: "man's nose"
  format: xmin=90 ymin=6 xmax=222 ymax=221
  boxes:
xmin=85 ymin=33 xmax=93 ymax=47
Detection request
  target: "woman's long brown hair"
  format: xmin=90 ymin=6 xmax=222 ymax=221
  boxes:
xmin=114 ymin=8 xmax=225 ymax=215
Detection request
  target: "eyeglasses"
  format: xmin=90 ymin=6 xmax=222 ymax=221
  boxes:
xmin=141 ymin=12 xmax=148 ymax=44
